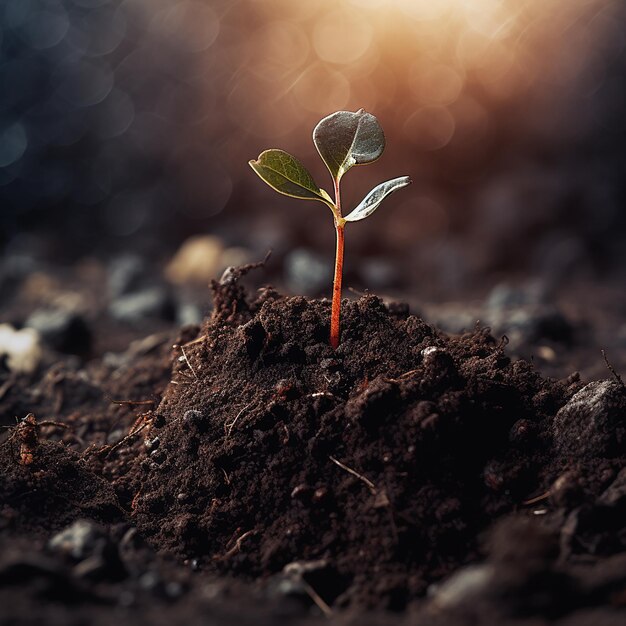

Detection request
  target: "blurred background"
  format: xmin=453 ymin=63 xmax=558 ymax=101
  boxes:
xmin=0 ymin=0 xmax=625 ymax=301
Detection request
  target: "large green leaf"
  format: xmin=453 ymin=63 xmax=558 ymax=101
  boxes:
xmin=313 ymin=109 xmax=385 ymax=182
xmin=344 ymin=176 xmax=412 ymax=222
xmin=249 ymin=149 xmax=333 ymax=207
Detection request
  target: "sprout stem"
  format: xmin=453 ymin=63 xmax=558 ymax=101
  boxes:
xmin=330 ymin=179 xmax=345 ymax=349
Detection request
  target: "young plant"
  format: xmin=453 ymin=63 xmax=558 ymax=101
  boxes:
xmin=249 ymin=109 xmax=411 ymax=349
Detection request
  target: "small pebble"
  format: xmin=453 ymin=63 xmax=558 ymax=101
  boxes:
xmin=25 ymin=309 xmax=92 ymax=355
xmin=48 ymin=520 xmax=107 ymax=561
xmin=285 ymin=248 xmax=332 ymax=295
xmin=109 ymin=287 xmax=175 ymax=323
xmin=0 ymin=324 xmax=42 ymax=374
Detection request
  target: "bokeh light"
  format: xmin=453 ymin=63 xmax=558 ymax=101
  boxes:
xmin=0 ymin=0 xmax=624 ymax=293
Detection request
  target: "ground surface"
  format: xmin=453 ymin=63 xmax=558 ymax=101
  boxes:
xmin=0 ymin=260 xmax=625 ymax=626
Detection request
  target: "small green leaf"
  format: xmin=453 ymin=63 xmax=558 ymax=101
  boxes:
xmin=313 ymin=109 xmax=385 ymax=182
xmin=249 ymin=149 xmax=333 ymax=207
xmin=344 ymin=176 xmax=412 ymax=223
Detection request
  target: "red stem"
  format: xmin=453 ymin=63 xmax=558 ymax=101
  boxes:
xmin=330 ymin=222 xmax=344 ymax=349
xmin=330 ymin=179 xmax=344 ymax=349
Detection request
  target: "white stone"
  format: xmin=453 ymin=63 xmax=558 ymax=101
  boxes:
xmin=0 ymin=324 xmax=42 ymax=374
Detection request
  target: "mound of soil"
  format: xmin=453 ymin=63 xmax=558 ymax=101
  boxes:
xmin=130 ymin=267 xmax=625 ymax=610
xmin=1 ymin=265 xmax=625 ymax=624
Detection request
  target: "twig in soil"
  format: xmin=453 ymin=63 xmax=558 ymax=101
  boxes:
xmin=130 ymin=487 xmax=143 ymax=515
xmin=220 ymin=467 xmax=231 ymax=485
xmin=177 ymin=345 xmax=199 ymax=381
xmin=302 ymin=581 xmax=333 ymax=617
xmin=522 ymin=489 xmax=551 ymax=506
xmin=170 ymin=371 xmax=196 ymax=386
xmin=329 ymin=455 xmax=377 ymax=494
xmin=382 ymin=368 xmax=422 ymax=385
xmin=283 ymin=562 xmax=333 ymax=617
xmin=108 ymin=397 xmax=156 ymax=406
xmin=223 ymin=527 xmax=242 ymax=550
xmin=182 ymin=334 xmax=207 ymax=348
xmin=601 ymin=349 xmax=625 ymax=388
xmin=398 ymin=368 xmax=420 ymax=379
xmin=105 ymin=421 xmax=149 ymax=456
xmin=224 ymin=401 xmax=253 ymax=439
xmin=1 ymin=414 xmax=69 ymax=465
xmin=497 ymin=334 xmax=509 ymax=350
xmin=214 ymin=529 xmax=257 ymax=561
xmin=384 ymin=368 xmax=420 ymax=384
xmin=218 ymin=251 xmax=272 ymax=286
xmin=88 ymin=412 xmax=153 ymax=459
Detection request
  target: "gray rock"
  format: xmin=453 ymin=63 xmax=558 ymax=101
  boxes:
xmin=429 ymin=564 xmax=494 ymax=608
xmin=176 ymin=302 xmax=203 ymax=326
xmin=264 ymin=573 xmax=311 ymax=605
xmin=25 ymin=309 xmax=91 ymax=354
xmin=359 ymin=258 xmax=397 ymax=289
xmin=486 ymin=281 xmax=547 ymax=311
xmin=285 ymin=249 xmax=332 ymax=295
xmin=109 ymin=287 xmax=175 ymax=323
xmin=553 ymin=380 xmax=625 ymax=457
xmin=182 ymin=409 xmax=203 ymax=424
xmin=106 ymin=429 xmax=125 ymax=444
xmin=108 ymin=254 xmax=148 ymax=297
xmin=486 ymin=305 xmax=572 ymax=350
xmin=49 ymin=520 xmax=126 ymax=581
xmin=264 ymin=559 xmax=332 ymax=615
xmin=482 ymin=281 xmax=573 ymax=351
xmin=48 ymin=520 xmax=107 ymax=561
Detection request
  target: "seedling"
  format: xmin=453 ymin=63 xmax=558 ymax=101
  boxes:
xmin=249 ymin=109 xmax=411 ymax=348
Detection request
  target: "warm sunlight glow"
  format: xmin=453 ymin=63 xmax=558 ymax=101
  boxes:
xmin=223 ymin=0 xmax=615 ymax=147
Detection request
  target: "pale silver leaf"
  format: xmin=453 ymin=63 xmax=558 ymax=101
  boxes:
xmin=344 ymin=176 xmax=411 ymax=222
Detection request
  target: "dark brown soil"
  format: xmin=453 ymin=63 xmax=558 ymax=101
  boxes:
xmin=131 ymin=268 xmax=625 ymax=609
xmin=1 ymin=266 xmax=625 ymax=625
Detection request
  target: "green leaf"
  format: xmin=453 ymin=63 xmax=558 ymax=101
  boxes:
xmin=249 ymin=149 xmax=333 ymax=207
xmin=344 ymin=176 xmax=412 ymax=222
xmin=313 ymin=109 xmax=385 ymax=182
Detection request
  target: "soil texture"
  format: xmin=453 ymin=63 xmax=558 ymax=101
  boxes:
xmin=1 ymin=266 xmax=625 ymax=625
